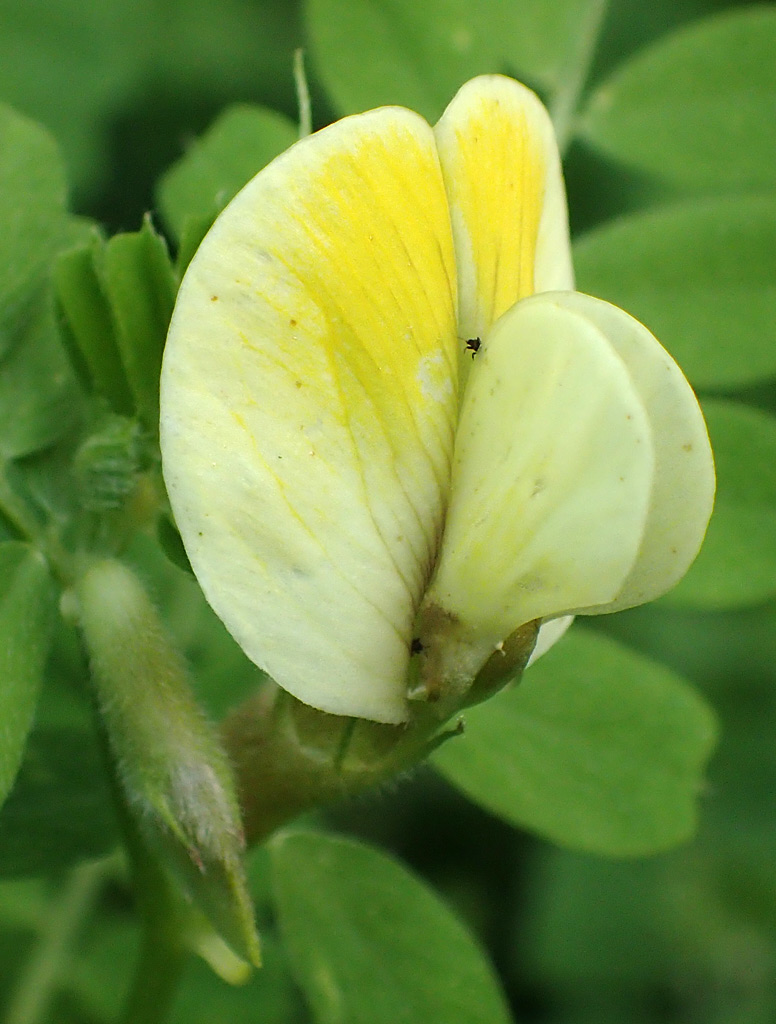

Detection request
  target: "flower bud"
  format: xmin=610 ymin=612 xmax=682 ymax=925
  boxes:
xmin=73 ymin=558 xmax=260 ymax=967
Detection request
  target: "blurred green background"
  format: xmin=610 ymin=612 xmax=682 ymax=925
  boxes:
xmin=1 ymin=0 xmax=775 ymax=1021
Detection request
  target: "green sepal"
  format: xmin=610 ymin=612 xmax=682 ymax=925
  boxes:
xmin=55 ymin=219 xmax=178 ymax=429
xmin=157 ymin=512 xmax=194 ymax=575
xmin=72 ymin=412 xmax=148 ymax=513
xmin=175 ymin=212 xmax=218 ymax=276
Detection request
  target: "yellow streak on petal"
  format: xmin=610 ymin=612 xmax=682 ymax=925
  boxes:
xmin=161 ymin=108 xmax=457 ymax=723
xmin=434 ymin=75 xmax=573 ymax=383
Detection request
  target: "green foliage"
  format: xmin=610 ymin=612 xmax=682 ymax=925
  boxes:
xmin=574 ymin=196 xmax=776 ymax=390
xmin=0 ymin=1 xmax=773 ymax=1021
xmin=0 ymin=300 xmax=81 ymax=461
xmin=306 ymin=0 xmax=601 ymax=121
xmin=0 ymin=544 xmax=56 ymax=809
xmin=168 ymin=930 xmax=306 ymax=1024
xmin=0 ymin=726 xmax=117 ymax=875
xmin=665 ymin=400 xmax=776 ymax=610
xmin=307 ymin=0 xmax=511 ymax=120
xmin=270 ymin=831 xmax=512 ymax=1024
xmin=519 ymin=845 xmax=776 ymax=1022
xmin=0 ymin=0 xmax=302 ymax=201
xmin=157 ymin=104 xmax=298 ymax=243
xmin=434 ymin=629 xmax=716 ymax=857
xmin=580 ymin=7 xmax=776 ymax=191
xmin=0 ymin=104 xmax=70 ymax=359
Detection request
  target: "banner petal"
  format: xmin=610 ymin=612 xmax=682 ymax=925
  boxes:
xmin=161 ymin=108 xmax=458 ymax=723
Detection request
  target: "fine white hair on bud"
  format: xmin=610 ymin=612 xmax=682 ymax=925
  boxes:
xmin=74 ymin=558 xmax=260 ymax=967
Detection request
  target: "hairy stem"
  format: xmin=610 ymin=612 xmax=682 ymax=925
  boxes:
xmin=118 ymin=912 xmax=185 ymax=1024
xmin=113 ymin=763 xmax=187 ymax=1024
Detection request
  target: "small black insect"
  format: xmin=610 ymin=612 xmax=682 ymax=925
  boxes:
xmin=465 ymin=337 xmax=481 ymax=358
xmin=410 ymin=637 xmax=424 ymax=655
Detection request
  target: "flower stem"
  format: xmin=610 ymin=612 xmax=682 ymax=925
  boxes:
xmin=118 ymin=912 xmax=185 ymax=1024
xmin=86 ymin=647 xmax=188 ymax=1024
xmin=112 ymin=769 xmax=187 ymax=1024
xmin=0 ymin=464 xmax=43 ymax=547
xmin=294 ymin=48 xmax=312 ymax=138
xmin=549 ymin=0 xmax=609 ymax=155
xmin=3 ymin=859 xmax=108 ymax=1024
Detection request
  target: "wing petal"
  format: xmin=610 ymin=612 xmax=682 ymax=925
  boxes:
xmin=420 ymin=293 xmax=653 ymax=688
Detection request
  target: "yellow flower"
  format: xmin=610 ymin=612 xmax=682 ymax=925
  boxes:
xmin=160 ymin=76 xmax=714 ymax=725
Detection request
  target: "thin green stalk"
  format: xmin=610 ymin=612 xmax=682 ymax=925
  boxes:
xmin=118 ymin=910 xmax=185 ymax=1024
xmin=294 ymin=48 xmax=312 ymax=138
xmin=100 ymin=720 xmax=188 ymax=1024
xmin=0 ymin=465 xmax=43 ymax=547
xmin=3 ymin=859 xmax=109 ymax=1024
xmin=549 ymin=0 xmax=609 ymax=155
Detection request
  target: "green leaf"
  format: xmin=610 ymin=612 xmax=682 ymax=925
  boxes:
xmin=157 ymin=104 xmax=298 ymax=243
xmin=0 ymin=543 xmax=55 ymax=809
xmin=580 ymin=7 xmax=776 ymax=191
xmin=0 ymin=0 xmax=301 ymax=202
xmin=0 ymin=0 xmax=144 ymax=196
xmin=663 ymin=400 xmax=776 ymax=610
xmin=306 ymin=0 xmax=500 ymax=120
xmin=306 ymin=0 xmax=602 ymax=122
xmin=54 ymin=235 xmax=135 ymax=416
xmin=520 ymin=851 xmax=672 ymax=1002
xmin=0 ymin=104 xmax=69 ymax=359
xmin=173 ymin=213 xmax=218 ymax=277
xmin=573 ymin=196 xmax=776 ymax=390
xmin=270 ymin=831 xmax=512 ymax=1024
xmin=433 ymin=628 xmax=717 ymax=857
xmin=0 ymin=296 xmax=81 ymax=460
xmin=98 ymin=218 xmax=178 ymax=428
xmin=502 ymin=0 xmax=607 ymax=97
xmin=169 ymin=930 xmax=306 ymax=1024
xmin=0 ymin=726 xmax=118 ymax=876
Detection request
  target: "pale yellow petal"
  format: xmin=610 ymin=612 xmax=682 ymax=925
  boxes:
xmin=419 ymin=294 xmax=653 ymax=689
xmin=434 ymin=74 xmax=573 ymax=388
xmin=160 ymin=108 xmax=458 ymax=723
xmin=552 ymin=293 xmax=715 ymax=613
